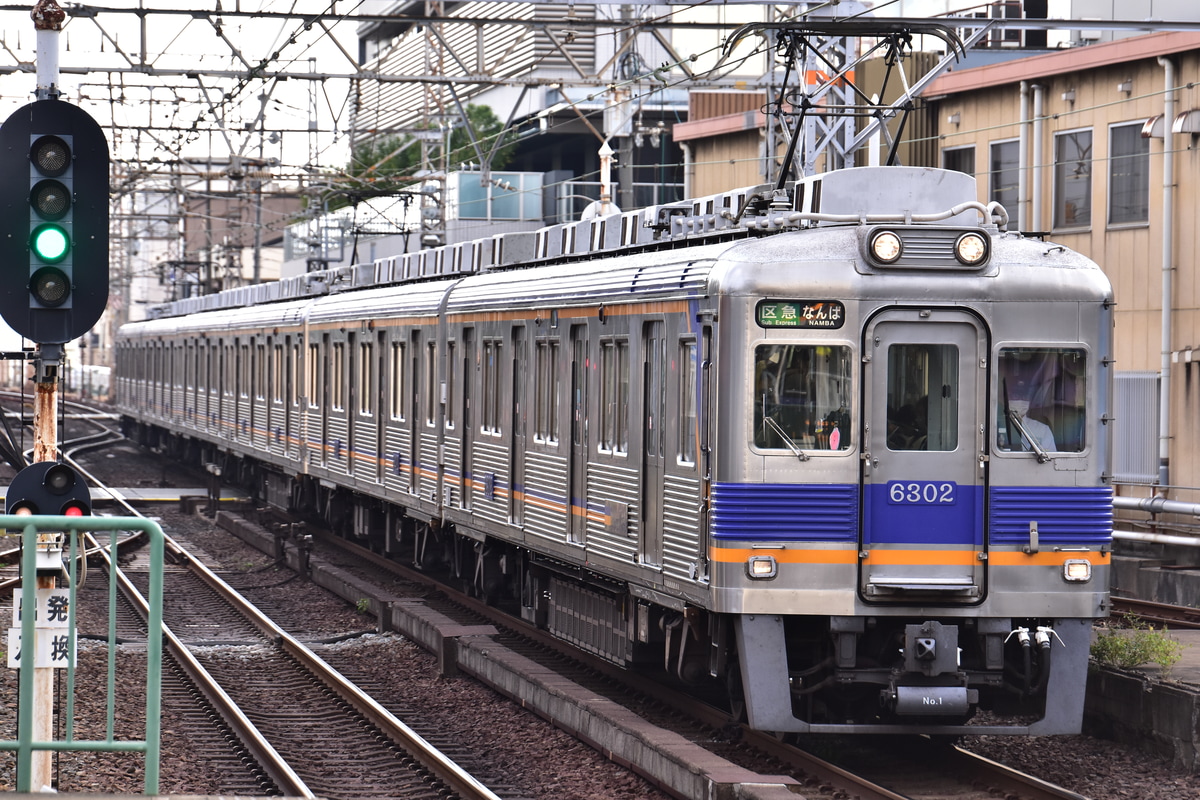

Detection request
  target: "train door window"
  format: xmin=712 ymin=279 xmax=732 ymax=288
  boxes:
xmin=996 ymin=347 xmax=1086 ymax=453
xmin=886 ymin=344 xmax=958 ymax=451
xmin=446 ymin=340 xmax=456 ymax=429
xmin=272 ymin=344 xmax=284 ymax=404
xmin=331 ymin=342 xmax=345 ymax=411
xmin=390 ymin=341 xmax=406 ymax=420
xmin=599 ymin=339 xmax=629 ymax=454
xmin=239 ymin=344 xmax=250 ymax=399
xmin=754 ymin=345 xmax=853 ymax=451
xmin=535 ymin=339 xmax=559 ymax=444
xmin=571 ymin=327 xmax=588 ymax=448
xmin=307 ymin=343 xmax=321 ymax=409
xmin=679 ymin=339 xmax=698 ymax=466
xmin=1053 ymin=128 xmax=1092 ymax=229
xmin=482 ymin=339 xmax=502 ymax=435
xmin=425 ymin=341 xmax=437 ymax=426
xmin=290 ymin=343 xmax=300 ymax=408
xmin=256 ymin=344 xmax=266 ymax=401
xmin=359 ymin=341 xmax=373 ymax=416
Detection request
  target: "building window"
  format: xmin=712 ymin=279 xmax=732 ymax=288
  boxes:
xmin=1053 ymin=129 xmax=1092 ymax=229
xmin=942 ymin=146 xmax=975 ymax=177
xmin=1109 ymin=121 xmax=1149 ymax=226
xmin=989 ymin=139 xmax=1019 ymax=213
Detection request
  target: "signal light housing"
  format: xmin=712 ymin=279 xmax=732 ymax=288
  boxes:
xmin=5 ymin=461 xmax=92 ymax=520
xmin=0 ymin=100 xmax=110 ymax=344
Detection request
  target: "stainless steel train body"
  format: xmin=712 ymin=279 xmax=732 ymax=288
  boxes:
xmin=115 ymin=167 xmax=1113 ymax=735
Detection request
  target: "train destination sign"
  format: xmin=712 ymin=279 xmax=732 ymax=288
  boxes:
xmin=756 ymin=300 xmax=845 ymax=329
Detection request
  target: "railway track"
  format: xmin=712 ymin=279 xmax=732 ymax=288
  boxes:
xmin=1110 ymin=595 xmax=1200 ymax=629
xmin=257 ymin=510 xmax=1099 ymax=800
xmin=4 ymin=403 xmax=1179 ymax=799
xmin=1 ymin=398 xmax=506 ymax=800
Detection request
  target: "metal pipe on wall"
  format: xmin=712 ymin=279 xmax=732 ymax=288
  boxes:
xmin=1018 ymin=81 xmax=1029 ymax=231
xmin=1031 ymin=84 xmax=1044 ymax=231
xmin=1157 ymin=56 xmax=1176 ymax=488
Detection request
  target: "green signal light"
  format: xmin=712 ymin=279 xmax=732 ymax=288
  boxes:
xmin=30 ymin=223 xmax=69 ymax=263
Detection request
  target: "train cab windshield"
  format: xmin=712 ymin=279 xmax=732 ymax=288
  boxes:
xmin=997 ymin=347 xmax=1087 ymax=454
xmin=754 ymin=344 xmax=853 ymax=452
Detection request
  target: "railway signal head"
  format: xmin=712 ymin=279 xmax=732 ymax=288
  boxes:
xmin=5 ymin=461 xmax=92 ymax=519
xmin=0 ymin=99 xmax=110 ymax=345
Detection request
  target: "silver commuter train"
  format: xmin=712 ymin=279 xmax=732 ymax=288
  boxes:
xmin=115 ymin=166 xmax=1114 ymax=735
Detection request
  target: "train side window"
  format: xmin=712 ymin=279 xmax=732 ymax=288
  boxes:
xmin=390 ymin=341 xmax=406 ymax=420
xmin=679 ymin=339 xmax=697 ymax=465
xmin=886 ymin=344 xmax=959 ymax=452
xmin=754 ymin=344 xmax=852 ymax=452
xmin=997 ymin=347 xmax=1086 ymax=453
xmin=599 ymin=339 xmax=629 ymax=454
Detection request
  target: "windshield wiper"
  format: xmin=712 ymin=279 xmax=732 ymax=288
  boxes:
xmin=1007 ymin=410 xmax=1052 ymax=464
xmin=763 ymin=414 xmax=810 ymax=461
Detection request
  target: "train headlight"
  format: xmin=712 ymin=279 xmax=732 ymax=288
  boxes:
xmin=747 ymin=555 xmax=777 ymax=580
xmin=1063 ymin=559 xmax=1092 ymax=583
xmin=870 ymin=230 xmax=903 ymax=263
xmin=954 ymin=232 xmax=989 ymax=265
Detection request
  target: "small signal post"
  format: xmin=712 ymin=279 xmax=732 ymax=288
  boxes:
xmin=0 ymin=0 xmax=109 ymax=790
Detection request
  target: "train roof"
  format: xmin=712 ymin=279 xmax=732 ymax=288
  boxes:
xmin=137 ymin=166 xmax=1007 ymax=324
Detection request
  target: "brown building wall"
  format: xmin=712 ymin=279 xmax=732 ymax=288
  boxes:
xmin=930 ymin=33 xmax=1200 ymax=491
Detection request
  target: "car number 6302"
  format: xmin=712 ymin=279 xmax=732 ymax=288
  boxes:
xmin=887 ymin=480 xmax=957 ymax=505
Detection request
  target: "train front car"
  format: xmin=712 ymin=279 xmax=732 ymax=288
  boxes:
xmin=711 ymin=167 xmax=1113 ymax=735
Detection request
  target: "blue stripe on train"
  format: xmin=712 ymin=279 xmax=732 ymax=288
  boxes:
xmin=988 ymin=486 xmax=1112 ymax=545
xmin=711 ymin=483 xmax=1111 ymax=546
xmin=711 ymin=483 xmax=858 ymax=542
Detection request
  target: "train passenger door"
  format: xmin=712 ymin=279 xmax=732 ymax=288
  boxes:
xmin=510 ymin=326 xmax=526 ymax=526
xmin=860 ymin=309 xmax=987 ymax=602
xmin=640 ymin=321 xmax=666 ymax=568
xmin=460 ymin=329 xmax=473 ymax=510
xmin=568 ymin=324 xmax=588 ymax=545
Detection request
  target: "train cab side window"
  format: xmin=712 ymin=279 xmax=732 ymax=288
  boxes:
xmin=754 ymin=344 xmax=852 ymax=452
xmin=997 ymin=347 xmax=1087 ymax=454
xmin=886 ymin=344 xmax=959 ymax=452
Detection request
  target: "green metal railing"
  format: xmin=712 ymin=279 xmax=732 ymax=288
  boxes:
xmin=0 ymin=515 xmax=163 ymax=794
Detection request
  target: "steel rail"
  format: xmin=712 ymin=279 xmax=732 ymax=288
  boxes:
xmin=163 ymin=528 xmax=505 ymax=800
xmin=49 ymin=415 xmax=501 ymax=799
